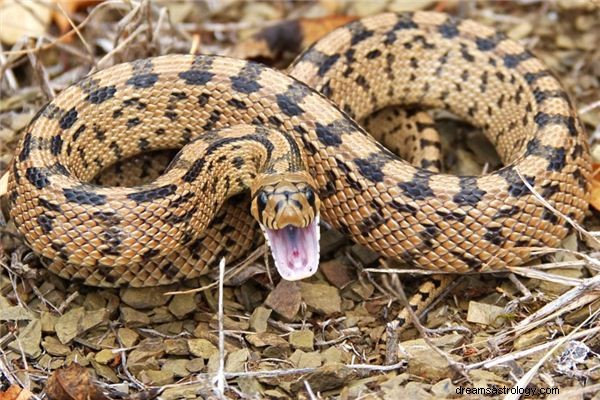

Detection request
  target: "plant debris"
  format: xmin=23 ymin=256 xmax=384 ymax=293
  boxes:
xmin=1 ymin=0 xmax=600 ymax=398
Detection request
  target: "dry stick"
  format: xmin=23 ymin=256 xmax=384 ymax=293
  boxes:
xmin=392 ymin=275 xmax=469 ymax=380
xmin=513 ymin=273 xmax=600 ymax=333
xmin=0 ymin=42 xmax=18 ymax=91
xmin=304 ymin=380 xmax=318 ymax=400
xmin=214 ymin=257 xmax=226 ymax=398
xmin=505 ymin=308 xmax=600 ymax=400
xmin=55 ymin=1 xmax=95 ymax=67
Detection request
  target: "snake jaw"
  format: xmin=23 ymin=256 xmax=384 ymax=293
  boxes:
xmin=262 ymin=216 xmax=320 ymax=281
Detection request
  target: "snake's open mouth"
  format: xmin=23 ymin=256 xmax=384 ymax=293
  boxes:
xmin=262 ymin=217 xmax=320 ymax=281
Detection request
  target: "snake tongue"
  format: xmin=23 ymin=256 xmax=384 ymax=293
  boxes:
xmin=263 ymin=218 xmax=320 ymax=281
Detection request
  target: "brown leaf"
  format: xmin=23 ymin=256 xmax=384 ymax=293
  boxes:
xmin=590 ymin=163 xmax=600 ymax=211
xmin=0 ymin=385 xmax=34 ymax=400
xmin=45 ymin=363 xmax=109 ymax=400
xmin=230 ymin=15 xmax=356 ymax=61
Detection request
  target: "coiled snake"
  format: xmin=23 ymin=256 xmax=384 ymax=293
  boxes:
xmin=6 ymin=12 xmax=591 ymax=287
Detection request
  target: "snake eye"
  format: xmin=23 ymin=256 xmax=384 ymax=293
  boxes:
xmin=305 ymin=187 xmax=316 ymax=207
xmin=257 ymin=191 xmax=268 ymax=213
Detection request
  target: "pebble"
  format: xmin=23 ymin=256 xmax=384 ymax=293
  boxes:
xmin=249 ymin=306 xmax=271 ymax=332
xmin=168 ymin=293 xmax=197 ymax=318
xmin=299 ymin=282 xmax=342 ymax=314
xmin=188 ymin=338 xmax=218 ymax=359
xmin=289 ymin=330 xmax=314 ymax=351
xmin=264 ymin=280 xmax=301 ymax=320
xmin=120 ymin=286 xmax=173 ymax=309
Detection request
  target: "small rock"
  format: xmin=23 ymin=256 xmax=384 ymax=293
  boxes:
xmin=139 ymin=369 xmax=174 ymax=386
xmin=514 ymin=327 xmax=549 ymax=350
xmin=289 ymin=330 xmax=314 ymax=351
xmin=384 ymin=381 xmax=434 ymax=400
xmin=247 ymin=332 xmax=289 ymax=348
xmin=165 ymin=338 xmax=189 ymax=355
xmin=466 ymin=301 xmax=506 ymax=328
xmin=0 ymin=306 xmax=34 ymax=321
xmin=90 ymin=359 xmax=120 ymax=383
xmin=40 ymin=311 xmax=57 ymax=333
xmin=401 ymin=344 xmax=457 ymax=381
xmin=320 ymin=259 xmax=354 ymax=289
xmin=237 ymin=377 xmax=263 ymax=397
xmin=188 ymin=338 xmax=218 ymax=359
xmin=351 ymin=282 xmax=374 ymax=300
xmin=291 ymin=363 xmax=355 ymax=392
xmin=299 ymin=282 xmax=341 ymax=314
xmin=163 ymin=359 xmax=190 ymax=378
xmin=265 ymin=280 xmax=301 ymax=320
xmin=120 ymin=307 xmax=151 ymax=327
xmin=117 ymin=327 xmax=139 ymax=348
xmin=95 ymin=349 xmax=117 ymax=364
xmin=55 ymin=307 xmax=108 ymax=344
xmin=431 ymin=378 xmax=457 ymax=398
xmin=42 ymin=336 xmax=70 ymax=356
xmin=226 ymin=349 xmax=249 ymax=372
xmin=249 ymin=306 xmax=271 ymax=333
xmin=9 ymin=320 xmax=41 ymax=358
xmin=168 ymin=293 xmax=196 ymax=319
xmin=322 ymin=347 xmax=345 ymax=364
xmin=120 ymin=286 xmax=173 ymax=309
xmin=186 ymin=358 xmax=205 ymax=373
xmin=290 ymin=349 xmax=322 ymax=368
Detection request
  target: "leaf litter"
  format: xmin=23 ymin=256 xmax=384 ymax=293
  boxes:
xmin=0 ymin=0 xmax=599 ymax=398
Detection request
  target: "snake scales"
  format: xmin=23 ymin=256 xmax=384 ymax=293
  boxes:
xmin=6 ymin=11 xmax=591 ymax=287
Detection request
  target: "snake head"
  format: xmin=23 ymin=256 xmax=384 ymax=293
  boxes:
xmin=250 ymin=172 xmax=321 ymax=281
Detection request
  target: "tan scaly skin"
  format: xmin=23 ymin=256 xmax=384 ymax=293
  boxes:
xmin=6 ymin=12 xmax=591 ymax=287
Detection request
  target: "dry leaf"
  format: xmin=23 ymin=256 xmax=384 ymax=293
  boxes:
xmin=230 ymin=15 xmax=356 ymax=60
xmin=52 ymin=0 xmax=101 ymax=35
xmin=0 ymin=385 xmax=33 ymax=400
xmin=0 ymin=0 xmax=52 ymax=45
xmin=45 ymin=363 xmax=109 ymax=400
xmin=589 ymin=163 xmax=600 ymax=211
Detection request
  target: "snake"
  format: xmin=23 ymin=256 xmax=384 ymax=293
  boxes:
xmin=5 ymin=11 xmax=591 ymax=287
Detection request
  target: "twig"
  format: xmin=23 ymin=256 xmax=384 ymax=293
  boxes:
xmin=214 ymin=257 xmax=226 ymax=398
xmin=505 ymin=309 xmax=600 ymax=400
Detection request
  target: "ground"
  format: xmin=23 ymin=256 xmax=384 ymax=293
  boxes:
xmin=0 ymin=0 xmax=600 ymax=398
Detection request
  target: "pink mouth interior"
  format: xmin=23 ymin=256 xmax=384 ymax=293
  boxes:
xmin=263 ymin=219 xmax=320 ymax=281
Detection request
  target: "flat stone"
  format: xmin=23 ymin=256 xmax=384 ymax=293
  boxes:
xmin=9 ymin=319 xmax=41 ymax=358
xmin=431 ymin=378 xmax=457 ymax=398
xmin=168 ymin=293 xmax=197 ymax=319
xmin=264 ymin=280 xmax=301 ymax=320
xmin=40 ymin=311 xmax=57 ymax=333
xmin=299 ymin=282 xmax=341 ymax=314
xmin=120 ymin=307 xmax=150 ymax=327
xmin=225 ymin=349 xmax=249 ymax=372
xmin=117 ymin=328 xmax=139 ymax=348
xmin=188 ymin=338 xmax=218 ymax=359
xmin=163 ymin=359 xmax=190 ymax=378
xmin=0 ymin=306 xmax=34 ymax=321
xmin=289 ymin=330 xmax=314 ymax=351
xmin=320 ymin=259 xmax=354 ymax=289
xmin=139 ymin=369 xmax=174 ymax=386
xmin=290 ymin=350 xmax=321 ymax=368
xmin=120 ymin=286 xmax=173 ymax=309
xmin=95 ymin=349 xmax=116 ymax=364
xmin=42 ymin=336 xmax=70 ymax=356
xmin=186 ymin=358 xmax=205 ymax=373
xmin=466 ymin=301 xmax=506 ymax=328
xmin=54 ymin=307 xmax=106 ymax=344
xmin=246 ymin=332 xmax=288 ymax=348
xmin=249 ymin=306 xmax=271 ymax=333
xmin=165 ymin=338 xmax=189 ymax=355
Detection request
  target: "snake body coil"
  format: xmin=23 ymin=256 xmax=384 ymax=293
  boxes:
xmin=7 ymin=12 xmax=591 ymax=287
